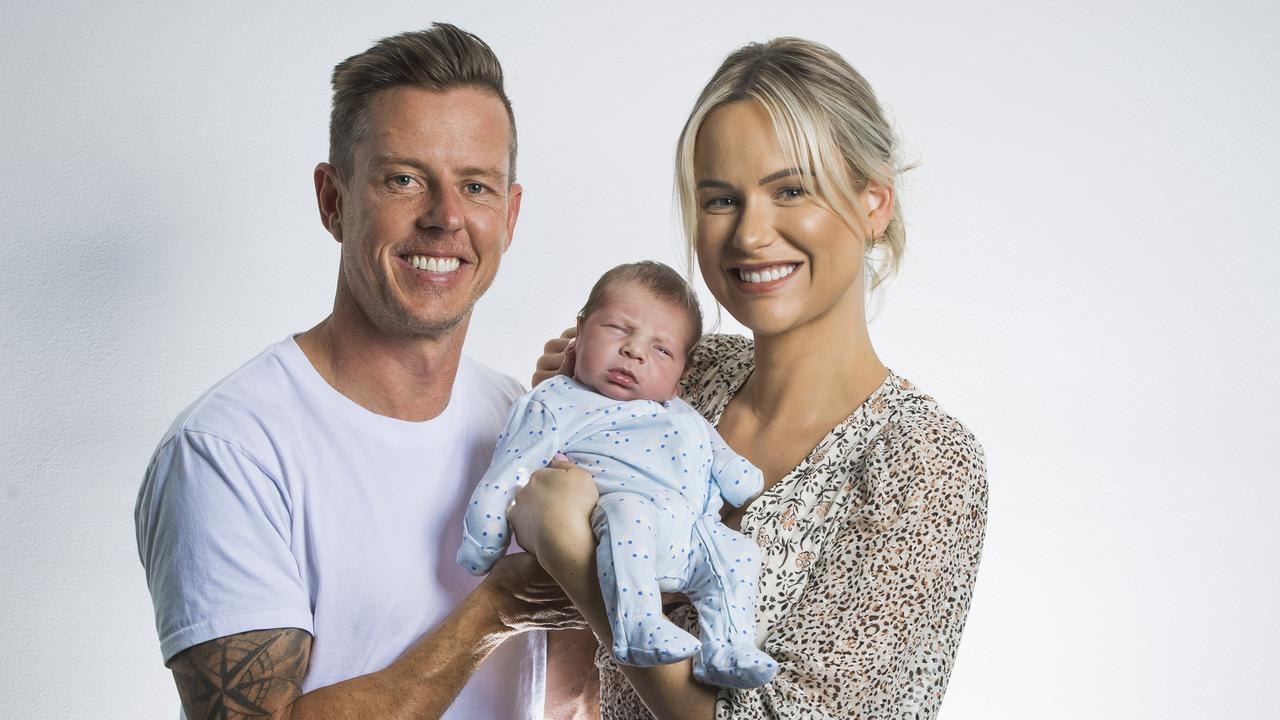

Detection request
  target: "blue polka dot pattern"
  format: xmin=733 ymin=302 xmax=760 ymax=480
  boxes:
xmin=457 ymin=375 xmax=775 ymax=687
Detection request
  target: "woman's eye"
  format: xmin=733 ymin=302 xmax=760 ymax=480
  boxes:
xmin=778 ymin=186 xmax=806 ymax=201
xmin=703 ymin=196 xmax=737 ymax=211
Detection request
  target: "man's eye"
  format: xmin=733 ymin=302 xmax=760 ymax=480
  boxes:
xmin=392 ymin=175 xmax=417 ymax=188
xmin=464 ymin=182 xmax=487 ymax=194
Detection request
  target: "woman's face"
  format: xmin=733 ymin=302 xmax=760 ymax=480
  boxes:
xmin=692 ymin=100 xmax=884 ymax=338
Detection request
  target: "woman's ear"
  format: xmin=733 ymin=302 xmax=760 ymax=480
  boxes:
xmin=860 ymin=180 xmax=894 ymax=238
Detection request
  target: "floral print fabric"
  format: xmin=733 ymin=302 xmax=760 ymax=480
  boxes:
xmin=595 ymin=334 xmax=989 ymax=719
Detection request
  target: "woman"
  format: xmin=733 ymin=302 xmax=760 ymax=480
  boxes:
xmin=519 ymin=37 xmax=988 ymax=719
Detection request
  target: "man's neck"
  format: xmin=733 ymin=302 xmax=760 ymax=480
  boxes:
xmin=294 ymin=310 xmax=468 ymax=423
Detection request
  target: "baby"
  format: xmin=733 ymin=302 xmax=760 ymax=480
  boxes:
xmin=457 ymin=261 xmax=777 ymax=689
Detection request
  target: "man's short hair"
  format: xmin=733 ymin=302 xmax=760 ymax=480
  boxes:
xmin=329 ymin=23 xmax=517 ymax=183
xmin=579 ymin=261 xmax=704 ymax=358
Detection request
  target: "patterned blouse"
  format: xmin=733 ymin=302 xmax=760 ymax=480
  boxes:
xmin=595 ymin=334 xmax=988 ymax=719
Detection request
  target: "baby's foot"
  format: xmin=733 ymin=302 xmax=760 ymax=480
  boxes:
xmin=613 ymin=615 xmax=701 ymax=666
xmin=693 ymin=641 xmax=779 ymax=689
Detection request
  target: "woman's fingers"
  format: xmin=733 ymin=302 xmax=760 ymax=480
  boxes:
xmin=531 ymin=326 xmax=578 ymax=386
xmin=509 ymin=457 xmax=598 ymax=559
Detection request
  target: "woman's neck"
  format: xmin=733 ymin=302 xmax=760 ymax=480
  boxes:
xmin=741 ymin=292 xmax=888 ymax=425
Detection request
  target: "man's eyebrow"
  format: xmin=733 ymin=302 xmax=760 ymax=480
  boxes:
xmin=758 ymin=167 xmax=803 ymax=185
xmin=370 ymin=154 xmax=507 ymax=183
xmin=457 ymin=165 xmax=507 ymax=184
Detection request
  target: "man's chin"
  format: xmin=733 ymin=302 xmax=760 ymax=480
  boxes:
xmin=383 ymin=305 xmax=472 ymax=341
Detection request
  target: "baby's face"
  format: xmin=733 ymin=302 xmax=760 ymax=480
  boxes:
xmin=574 ymin=281 xmax=693 ymax=403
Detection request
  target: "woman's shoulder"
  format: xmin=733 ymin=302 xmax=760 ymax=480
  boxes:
xmin=679 ymin=334 xmax=754 ymax=411
xmin=688 ymin=333 xmax=754 ymax=371
xmin=849 ymin=374 xmax=988 ymax=531
xmin=874 ymin=374 xmax=987 ymax=487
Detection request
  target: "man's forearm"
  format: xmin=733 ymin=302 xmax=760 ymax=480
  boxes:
xmin=290 ymin=583 xmax=515 ymax=720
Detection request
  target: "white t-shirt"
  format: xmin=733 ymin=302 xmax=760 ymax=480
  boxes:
xmin=135 ymin=336 xmax=543 ymax=719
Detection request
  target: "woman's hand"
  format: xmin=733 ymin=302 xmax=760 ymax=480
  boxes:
xmin=508 ymin=455 xmax=598 ymax=568
xmin=531 ymin=327 xmax=577 ymax=387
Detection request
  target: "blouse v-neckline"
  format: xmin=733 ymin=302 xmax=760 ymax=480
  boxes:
xmin=704 ymin=350 xmax=898 ymax=532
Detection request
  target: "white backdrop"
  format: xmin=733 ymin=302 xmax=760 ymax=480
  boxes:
xmin=2 ymin=1 xmax=1277 ymax=717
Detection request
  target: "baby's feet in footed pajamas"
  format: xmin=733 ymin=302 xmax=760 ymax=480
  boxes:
xmin=693 ymin=640 xmax=779 ymax=689
xmin=612 ymin=614 xmax=701 ymax=666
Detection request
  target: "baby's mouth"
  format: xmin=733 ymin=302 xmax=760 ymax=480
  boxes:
xmin=607 ymin=368 xmax=637 ymax=386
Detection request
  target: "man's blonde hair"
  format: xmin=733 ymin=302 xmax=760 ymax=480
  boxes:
xmin=675 ymin=37 xmax=908 ymax=291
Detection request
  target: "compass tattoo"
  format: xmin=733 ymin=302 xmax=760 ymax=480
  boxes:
xmin=169 ymin=628 xmax=312 ymax=720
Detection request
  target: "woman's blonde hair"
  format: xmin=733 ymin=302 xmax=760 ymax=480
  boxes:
xmin=675 ymin=37 xmax=908 ymax=291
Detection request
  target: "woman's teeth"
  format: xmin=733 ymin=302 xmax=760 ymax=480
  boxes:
xmin=736 ymin=264 xmax=798 ymax=284
xmin=408 ymin=255 xmax=461 ymax=273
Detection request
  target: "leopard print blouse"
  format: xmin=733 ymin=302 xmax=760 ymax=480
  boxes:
xmin=594 ymin=334 xmax=988 ymax=719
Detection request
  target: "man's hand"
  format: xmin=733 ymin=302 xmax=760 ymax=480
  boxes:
xmin=532 ymin=327 xmax=577 ymax=387
xmin=484 ymin=552 xmax=588 ymax=633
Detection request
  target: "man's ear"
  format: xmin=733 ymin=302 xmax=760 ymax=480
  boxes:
xmin=502 ymin=182 xmax=523 ymax=252
xmin=314 ymin=162 xmax=345 ymax=242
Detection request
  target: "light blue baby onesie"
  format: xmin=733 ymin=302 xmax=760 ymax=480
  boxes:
xmin=457 ymin=375 xmax=777 ymax=689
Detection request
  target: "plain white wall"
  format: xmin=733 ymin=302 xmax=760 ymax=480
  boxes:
xmin=3 ymin=1 xmax=1277 ymax=717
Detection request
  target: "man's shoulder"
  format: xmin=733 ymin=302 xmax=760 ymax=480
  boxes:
xmin=159 ymin=337 xmax=303 ymax=447
xmin=458 ymin=354 xmax=523 ymax=406
xmin=456 ymin=354 xmax=524 ymax=433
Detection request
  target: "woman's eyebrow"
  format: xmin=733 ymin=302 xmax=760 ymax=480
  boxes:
xmin=696 ymin=178 xmax=732 ymax=190
xmin=757 ymin=167 xmax=802 ymax=185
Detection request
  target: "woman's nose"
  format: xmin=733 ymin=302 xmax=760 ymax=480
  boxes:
xmin=732 ymin=200 xmax=775 ymax=253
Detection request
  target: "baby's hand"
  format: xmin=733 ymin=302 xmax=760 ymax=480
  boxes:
xmin=531 ymin=326 xmax=577 ymax=386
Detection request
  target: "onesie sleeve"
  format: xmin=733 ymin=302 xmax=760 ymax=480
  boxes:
xmin=457 ymin=394 xmax=562 ymax=575
xmin=713 ymin=418 xmax=988 ymax=719
xmin=707 ymin=423 xmax=764 ymax=508
xmin=134 ymin=430 xmax=313 ymax=664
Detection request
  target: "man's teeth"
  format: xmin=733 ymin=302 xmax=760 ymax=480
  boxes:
xmin=736 ymin=264 xmax=798 ymax=284
xmin=408 ymin=255 xmax=461 ymax=273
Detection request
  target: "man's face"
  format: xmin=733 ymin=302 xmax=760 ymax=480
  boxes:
xmin=326 ymin=85 xmax=521 ymax=339
xmin=573 ymin=281 xmax=693 ymax=403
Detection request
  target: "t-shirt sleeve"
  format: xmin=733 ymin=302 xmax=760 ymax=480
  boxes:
xmin=135 ymin=429 xmax=313 ymax=664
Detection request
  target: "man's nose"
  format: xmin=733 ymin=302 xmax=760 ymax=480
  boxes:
xmin=419 ymin=185 xmax=465 ymax=232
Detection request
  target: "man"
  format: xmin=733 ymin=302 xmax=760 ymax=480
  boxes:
xmin=135 ymin=24 xmax=595 ymax=719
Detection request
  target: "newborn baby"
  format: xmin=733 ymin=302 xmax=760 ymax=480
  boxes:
xmin=457 ymin=261 xmax=777 ymax=689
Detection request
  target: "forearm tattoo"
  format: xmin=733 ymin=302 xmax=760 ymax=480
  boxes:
xmin=169 ymin=628 xmax=311 ymax=720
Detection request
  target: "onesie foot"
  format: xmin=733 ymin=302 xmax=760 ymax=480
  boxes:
xmin=612 ymin=616 xmax=701 ymax=667
xmin=693 ymin=641 xmax=779 ymax=689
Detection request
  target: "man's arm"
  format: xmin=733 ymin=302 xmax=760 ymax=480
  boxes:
xmin=169 ymin=553 xmax=581 ymax=720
